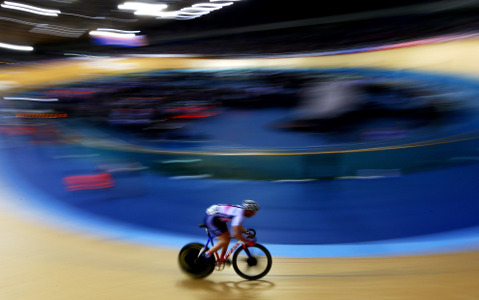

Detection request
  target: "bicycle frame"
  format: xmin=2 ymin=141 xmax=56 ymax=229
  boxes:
xmin=200 ymin=225 xmax=252 ymax=262
xmin=181 ymin=225 xmax=272 ymax=280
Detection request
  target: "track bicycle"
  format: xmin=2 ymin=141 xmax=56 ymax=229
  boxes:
xmin=178 ymin=224 xmax=272 ymax=280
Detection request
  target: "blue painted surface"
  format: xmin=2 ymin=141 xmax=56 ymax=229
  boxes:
xmin=1 ymin=147 xmax=479 ymax=257
xmin=1 ymin=66 xmax=479 ymax=256
xmin=3 ymin=140 xmax=479 ymax=245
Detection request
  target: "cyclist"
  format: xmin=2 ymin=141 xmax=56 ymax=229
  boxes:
xmin=202 ymin=200 xmax=260 ymax=264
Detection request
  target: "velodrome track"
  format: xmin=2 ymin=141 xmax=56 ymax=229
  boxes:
xmin=2 ymin=37 xmax=479 ymax=299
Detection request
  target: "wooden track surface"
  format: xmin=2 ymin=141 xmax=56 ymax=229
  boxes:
xmin=4 ymin=38 xmax=479 ymax=95
xmin=1 ymin=206 xmax=478 ymax=300
xmin=2 ymin=38 xmax=479 ymax=299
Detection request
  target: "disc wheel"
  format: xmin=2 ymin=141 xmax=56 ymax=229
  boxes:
xmin=178 ymin=243 xmax=215 ymax=279
xmin=232 ymin=243 xmax=272 ymax=280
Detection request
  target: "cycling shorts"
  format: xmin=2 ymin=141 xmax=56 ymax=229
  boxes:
xmin=204 ymin=214 xmax=228 ymax=236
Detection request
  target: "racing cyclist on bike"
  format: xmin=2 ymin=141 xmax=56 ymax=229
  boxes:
xmin=202 ymin=200 xmax=259 ymax=265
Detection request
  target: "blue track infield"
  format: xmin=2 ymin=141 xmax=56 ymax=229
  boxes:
xmin=1 ymin=144 xmax=479 ymax=257
xmin=2 ymin=171 xmax=479 ymax=257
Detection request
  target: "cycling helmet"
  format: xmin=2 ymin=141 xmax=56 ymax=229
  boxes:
xmin=242 ymin=199 xmax=260 ymax=212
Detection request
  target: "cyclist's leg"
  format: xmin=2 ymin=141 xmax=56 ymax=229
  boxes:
xmin=204 ymin=215 xmax=230 ymax=260
xmin=208 ymin=231 xmax=230 ymax=260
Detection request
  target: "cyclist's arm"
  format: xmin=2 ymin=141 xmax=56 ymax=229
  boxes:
xmin=232 ymin=225 xmax=250 ymax=243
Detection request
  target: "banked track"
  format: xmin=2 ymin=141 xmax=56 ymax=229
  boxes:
xmin=1 ymin=36 xmax=479 ymax=299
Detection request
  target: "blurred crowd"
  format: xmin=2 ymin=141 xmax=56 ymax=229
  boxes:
xmin=3 ymin=67 xmax=466 ymax=145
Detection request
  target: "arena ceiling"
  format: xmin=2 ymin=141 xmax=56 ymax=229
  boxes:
xmin=0 ymin=0 xmax=477 ymax=53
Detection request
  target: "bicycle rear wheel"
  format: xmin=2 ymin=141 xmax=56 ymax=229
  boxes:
xmin=178 ymin=243 xmax=215 ymax=279
xmin=232 ymin=243 xmax=272 ymax=280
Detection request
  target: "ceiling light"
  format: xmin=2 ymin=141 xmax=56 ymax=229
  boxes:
xmin=89 ymin=30 xmax=137 ymax=38
xmin=0 ymin=41 xmax=33 ymax=51
xmin=1 ymin=1 xmax=60 ymax=16
xmin=153 ymin=0 xmax=239 ymax=20
xmin=118 ymin=2 xmax=168 ymax=10
xmin=179 ymin=8 xmax=210 ymax=14
xmin=118 ymin=1 xmax=167 ymax=17
xmin=192 ymin=2 xmax=232 ymax=9
xmin=96 ymin=28 xmax=140 ymax=34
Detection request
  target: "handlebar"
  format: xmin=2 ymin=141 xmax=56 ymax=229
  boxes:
xmin=243 ymin=228 xmax=257 ymax=241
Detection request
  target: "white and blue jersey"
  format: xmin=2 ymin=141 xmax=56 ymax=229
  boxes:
xmin=204 ymin=204 xmax=245 ymax=236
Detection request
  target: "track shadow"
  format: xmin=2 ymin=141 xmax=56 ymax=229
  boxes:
xmin=176 ymin=278 xmax=275 ymax=299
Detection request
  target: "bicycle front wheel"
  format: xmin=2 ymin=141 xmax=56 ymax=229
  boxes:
xmin=232 ymin=243 xmax=272 ymax=280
